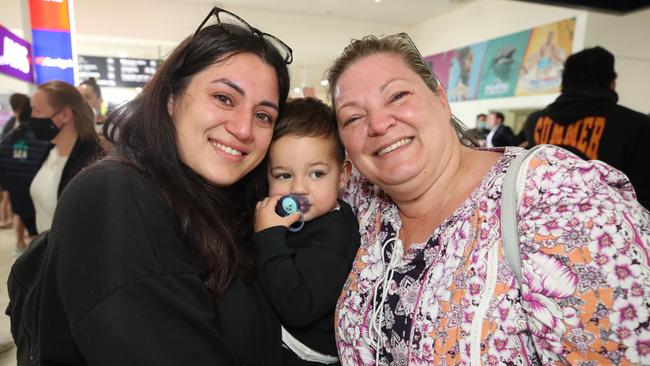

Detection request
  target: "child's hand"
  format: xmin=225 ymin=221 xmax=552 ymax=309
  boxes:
xmin=254 ymin=195 xmax=302 ymax=232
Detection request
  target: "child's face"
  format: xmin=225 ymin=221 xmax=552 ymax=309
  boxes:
xmin=268 ymin=134 xmax=350 ymax=222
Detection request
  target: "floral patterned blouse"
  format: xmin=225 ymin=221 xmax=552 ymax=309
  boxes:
xmin=337 ymin=146 xmax=650 ymax=365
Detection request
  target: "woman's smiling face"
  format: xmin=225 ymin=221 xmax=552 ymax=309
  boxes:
xmin=334 ymin=52 xmax=456 ymax=196
xmin=169 ymin=52 xmax=280 ymax=187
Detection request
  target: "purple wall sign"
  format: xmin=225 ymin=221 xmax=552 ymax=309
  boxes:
xmin=0 ymin=25 xmax=34 ymax=83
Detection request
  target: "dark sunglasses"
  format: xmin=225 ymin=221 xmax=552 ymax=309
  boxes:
xmin=193 ymin=6 xmax=293 ymax=64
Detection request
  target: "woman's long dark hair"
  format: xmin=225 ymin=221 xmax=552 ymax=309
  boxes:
xmin=103 ymin=23 xmax=290 ymax=301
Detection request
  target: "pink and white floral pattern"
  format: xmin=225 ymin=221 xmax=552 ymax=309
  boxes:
xmin=337 ymin=146 xmax=650 ymax=365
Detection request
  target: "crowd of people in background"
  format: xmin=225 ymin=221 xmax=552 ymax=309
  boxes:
xmin=0 ymin=79 xmax=106 ymax=254
xmin=0 ymin=8 xmax=648 ymax=365
xmin=0 ymin=79 xmax=108 ymax=357
xmin=469 ymin=46 xmax=649 ymax=210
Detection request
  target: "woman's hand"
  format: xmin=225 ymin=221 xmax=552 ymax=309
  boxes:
xmin=254 ymin=196 xmax=302 ymax=233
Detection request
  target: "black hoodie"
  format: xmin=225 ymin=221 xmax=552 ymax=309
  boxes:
xmin=523 ymin=87 xmax=650 ymax=209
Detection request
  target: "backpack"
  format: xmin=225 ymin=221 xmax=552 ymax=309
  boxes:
xmin=5 ymin=230 xmax=50 ymax=365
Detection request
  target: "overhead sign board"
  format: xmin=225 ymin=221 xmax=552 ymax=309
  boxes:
xmin=0 ymin=25 xmax=34 ymax=83
xmin=29 ymin=0 xmax=77 ymax=84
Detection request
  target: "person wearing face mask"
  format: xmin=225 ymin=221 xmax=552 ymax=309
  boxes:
xmin=467 ymin=113 xmax=490 ymax=144
xmin=28 ymin=81 xmax=104 ymax=233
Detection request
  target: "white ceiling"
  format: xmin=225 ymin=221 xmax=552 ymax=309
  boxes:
xmin=0 ymin=0 xmax=477 ymax=100
xmin=168 ymin=0 xmax=474 ymax=26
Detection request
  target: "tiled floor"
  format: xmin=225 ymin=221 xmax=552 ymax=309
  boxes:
xmin=0 ymin=226 xmax=20 ymax=365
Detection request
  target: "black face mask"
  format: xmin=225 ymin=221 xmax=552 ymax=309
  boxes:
xmin=29 ymin=113 xmax=61 ymax=141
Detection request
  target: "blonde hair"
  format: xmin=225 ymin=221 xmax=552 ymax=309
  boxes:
xmin=326 ymin=34 xmax=477 ymax=147
xmin=37 ymin=81 xmax=99 ymax=144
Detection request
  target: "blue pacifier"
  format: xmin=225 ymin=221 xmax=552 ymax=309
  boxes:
xmin=275 ymin=194 xmax=311 ymax=232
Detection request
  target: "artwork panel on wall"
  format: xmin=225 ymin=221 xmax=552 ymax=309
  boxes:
xmin=476 ymin=30 xmax=531 ymax=100
xmin=515 ymin=18 xmax=575 ymax=96
xmin=446 ymin=42 xmax=487 ymax=102
xmin=422 ymin=17 xmax=576 ymax=102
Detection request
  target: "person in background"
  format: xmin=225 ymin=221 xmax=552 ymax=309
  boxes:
xmin=0 ymin=93 xmax=29 ymax=229
xmin=1 ymin=93 xmax=28 ymax=137
xmin=522 ymin=46 xmax=650 ymax=209
xmin=253 ymin=97 xmax=359 ymax=365
xmin=0 ymin=102 xmax=49 ymax=252
xmin=78 ymin=77 xmax=114 ymax=152
xmin=78 ymin=77 xmax=106 ymax=126
xmin=30 ymin=6 xmax=292 ymax=365
xmin=327 ymin=32 xmax=649 ymax=365
xmin=485 ymin=111 xmax=516 ymax=147
xmin=467 ymin=113 xmax=489 ymax=143
xmin=28 ymin=81 xmax=104 ymax=233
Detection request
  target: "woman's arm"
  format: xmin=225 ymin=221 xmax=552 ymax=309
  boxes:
xmin=517 ymin=146 xmax=650 ymax=365
xmin=51 ymin=162 xmax=236 ymax=365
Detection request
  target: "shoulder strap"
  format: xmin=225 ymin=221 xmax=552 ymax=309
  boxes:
xmin=501 ymin=145 xmax=545 ymax=286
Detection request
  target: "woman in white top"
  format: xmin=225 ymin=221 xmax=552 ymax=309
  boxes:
xmin=29 ymin=81 xmax=103 ymax=233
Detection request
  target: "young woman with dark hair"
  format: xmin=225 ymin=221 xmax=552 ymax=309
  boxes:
xmin=78 ymin=77 xmax=106 ymax=124
xmin=31 ymin=7 xmax=291 ymax=365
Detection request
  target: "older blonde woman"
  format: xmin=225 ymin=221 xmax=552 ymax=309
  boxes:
xmin=328 ymin=33 xmax=650 ymax=365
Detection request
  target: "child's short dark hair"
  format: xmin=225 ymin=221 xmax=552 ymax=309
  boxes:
xmin=273 ymin=97 xmax=345 ymax=164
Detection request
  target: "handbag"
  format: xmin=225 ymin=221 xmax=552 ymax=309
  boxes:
xmin=501 ymin=145 xmax=547 ymax=285
xmin=500 ymin=145 xmax=549 ymax=365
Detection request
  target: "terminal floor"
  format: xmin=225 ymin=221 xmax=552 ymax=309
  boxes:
xmin=0 ymin=227 xmax=21 ymax=364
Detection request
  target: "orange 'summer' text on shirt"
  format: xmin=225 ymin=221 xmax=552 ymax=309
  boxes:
xmin=533 ymin=116 xmax=605 ymax=160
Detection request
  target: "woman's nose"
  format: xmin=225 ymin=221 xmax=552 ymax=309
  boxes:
xmin=225 ymin=111 xmax=253 ymax=142
xmin=367 ymin=111 xmax=395 ymax=136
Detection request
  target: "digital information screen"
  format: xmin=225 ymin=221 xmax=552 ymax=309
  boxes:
xmin=78 ymin=55 xmax=158 ymax=88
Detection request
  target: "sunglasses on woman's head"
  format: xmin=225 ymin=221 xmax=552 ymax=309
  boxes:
xmin=377 ymin=32 xmax=443 ymax=87
xmin=383 ymin=33 xmax=433 ymax=74
xmin=193 ymin=6 xmax=293 ymax=65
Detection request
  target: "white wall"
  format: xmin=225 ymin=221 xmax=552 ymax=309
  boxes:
xmin=585 ymin=9 xmax=650 ymax=114
xmin=408 ymin=0 xmax=589 ymax=127
xmin=0 ymin=74 xmax=31 ymax=95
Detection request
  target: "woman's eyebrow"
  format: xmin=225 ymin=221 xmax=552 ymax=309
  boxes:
xmin=211 ymin=78 xmax=244 ymax=95
xmin=211 ymin=78 xmax=279 ymax=111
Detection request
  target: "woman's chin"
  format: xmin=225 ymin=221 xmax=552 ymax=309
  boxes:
xmin=373 ymin=167 xmax=423 ymax=191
